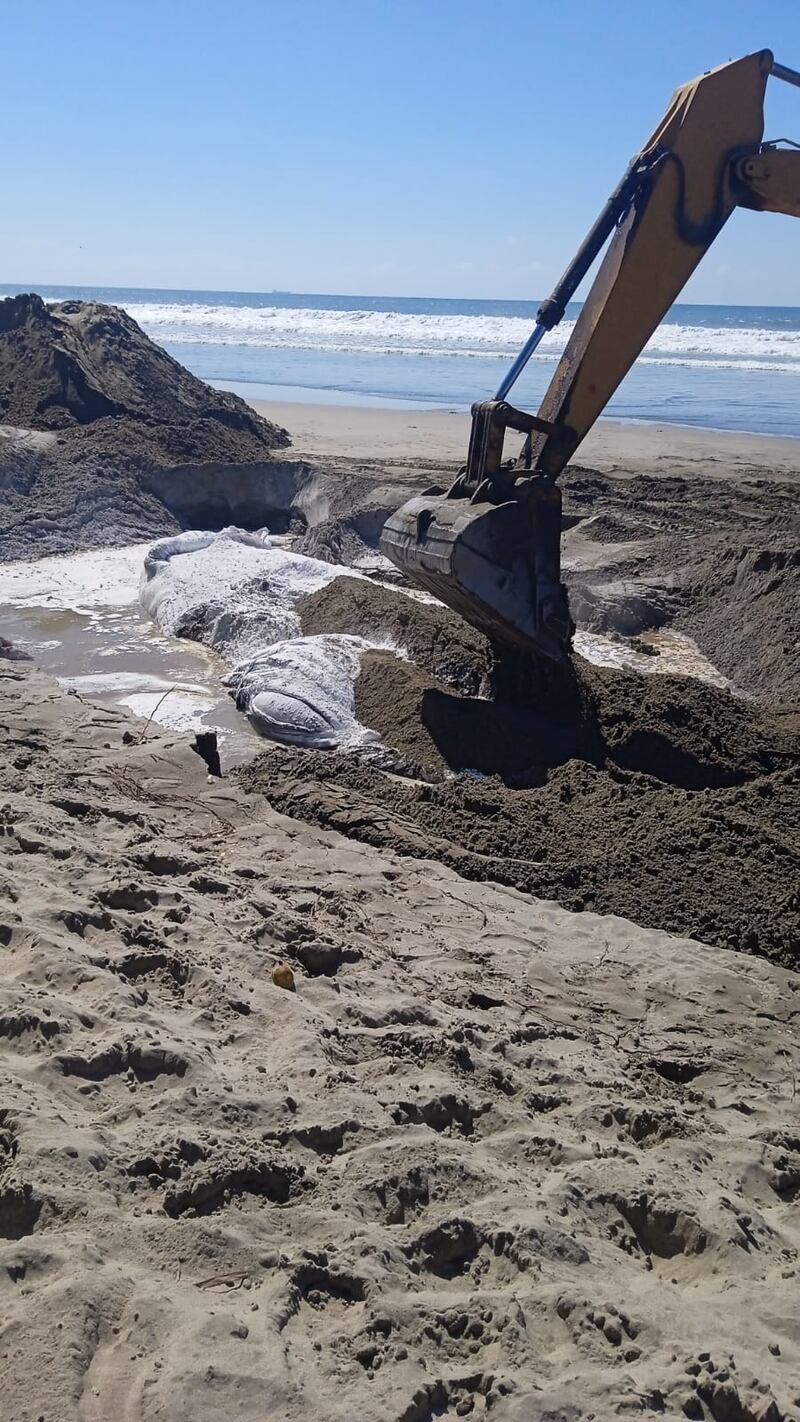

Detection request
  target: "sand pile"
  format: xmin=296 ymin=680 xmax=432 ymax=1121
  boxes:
xmin=236 ymin=650 xmax=800 ymax=963
xmin=0 ymin=295 xmax=299 ymax=562
xmin=0 ymin=301 xmax=424 ymax=565
xmin=2 ymin=661 xmax=800 ymax=1421
xmin=0 ymin=293 xmax=288 ymax=460
xmin=353 ymin=652 xmax=797 ymax=788
xmin=300 ymin=575 xmax=491 ymax=695
xmin=682 ymin=540 xmax=800 ymax=707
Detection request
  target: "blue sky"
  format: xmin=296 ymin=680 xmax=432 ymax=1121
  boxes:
xmin=4 ymin=0 xmax=800 ymax=302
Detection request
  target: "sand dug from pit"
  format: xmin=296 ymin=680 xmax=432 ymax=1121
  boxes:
xmin=2 ymin=661 xmax=800 ymax=1421
xmin=557 ymin=466 xmax=800 ymax=704
xmin=236 ymin=650 xmax=800 ymax=963
xmin=0 ymin=293 xmax=288 ymax=458
xmin=0 ymin=294 xmax=291 ymax=561
xmin=300 ymin=574 xmax=491 ymax=694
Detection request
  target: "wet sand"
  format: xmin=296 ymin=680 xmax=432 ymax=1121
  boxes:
xmin=251 ymin=399 xmax=800 ymax=480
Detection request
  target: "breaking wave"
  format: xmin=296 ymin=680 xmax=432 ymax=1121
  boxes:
xmin=125 ymin=301 xmax=800 ymax=375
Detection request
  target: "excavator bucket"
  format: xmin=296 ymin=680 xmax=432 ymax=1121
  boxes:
xmin=379 ymin=479 xmax=573 ymax=661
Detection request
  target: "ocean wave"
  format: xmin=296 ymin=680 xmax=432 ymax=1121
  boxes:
xmin=123 ymin=301 xmax=800 ymax=373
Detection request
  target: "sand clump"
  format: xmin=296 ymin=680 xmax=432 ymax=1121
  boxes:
xmin=2 ymin=661 xmax=800 ymax=1420
xmin=300 ymin=574 xmax=491 ymax=695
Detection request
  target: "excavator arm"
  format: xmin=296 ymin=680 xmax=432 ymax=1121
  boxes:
xmin=522 ymin=48 xmax=798 ymax=477
xmin=380 ymin=48 xmax=800 ymax=662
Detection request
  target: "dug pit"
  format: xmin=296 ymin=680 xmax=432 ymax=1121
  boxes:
xmin=2 ymin=293 xmax=797 ymax=968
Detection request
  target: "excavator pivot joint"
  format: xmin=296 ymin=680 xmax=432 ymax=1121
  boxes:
xmin=464 ymin=399 xmax=553 ymax=495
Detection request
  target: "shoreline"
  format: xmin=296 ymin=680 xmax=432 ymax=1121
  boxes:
xmin=250 ymin=398 xmax=800 ymax=478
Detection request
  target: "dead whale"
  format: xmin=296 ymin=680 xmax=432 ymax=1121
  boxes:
xmin=140 ymin=527 xmax=383 ymax=749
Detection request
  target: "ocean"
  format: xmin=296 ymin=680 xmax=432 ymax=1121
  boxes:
xmin=5 ymin=284 xmax=800 ymax=436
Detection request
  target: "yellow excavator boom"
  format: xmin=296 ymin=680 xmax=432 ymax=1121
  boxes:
xmin=380 ymin=48 xmax=800 ymax=663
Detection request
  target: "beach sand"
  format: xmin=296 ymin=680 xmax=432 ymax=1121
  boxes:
xmin=1 ymin=303 xmax=799 ymax=1418
xmin=2 ymin=660 xmax=800 ymax=1421
xmin=251 ymin=399 xmax=800 ymax=480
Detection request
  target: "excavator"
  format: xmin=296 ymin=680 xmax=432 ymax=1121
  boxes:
xmin=380 ymin=49 xmax=800 ymax=664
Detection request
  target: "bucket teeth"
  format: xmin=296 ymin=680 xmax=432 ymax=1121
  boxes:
xmin=379 ymin=486 xmax=573 ymax=662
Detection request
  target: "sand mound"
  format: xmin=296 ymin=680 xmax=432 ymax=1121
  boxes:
xmin=300 ymin=574 xmax=491 ymax=694
xmin=0 ymin=296 xmax=306 ymax=561
xmin=0 ymin=293 xmax=288 ymax=460
xmin=0 ymin=302 xmax=425 ymax=564
xmin=682 ymin=540 xmax=800 ymax=707
xmin=235 ymin=652 xmax=800 ymax=962
xmin=354 ymin=651 xmax=794 ymax=789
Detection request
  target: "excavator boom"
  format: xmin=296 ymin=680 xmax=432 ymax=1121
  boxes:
xmin=380 ymin=48 xmax=800 ymax=663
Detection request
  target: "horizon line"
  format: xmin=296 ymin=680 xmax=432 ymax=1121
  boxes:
xmin=1 ymin=282 xmax=798 ymax=312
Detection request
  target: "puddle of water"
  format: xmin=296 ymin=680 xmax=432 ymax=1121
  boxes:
xmin=0 ymin=548 xmax=261 ymax=767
